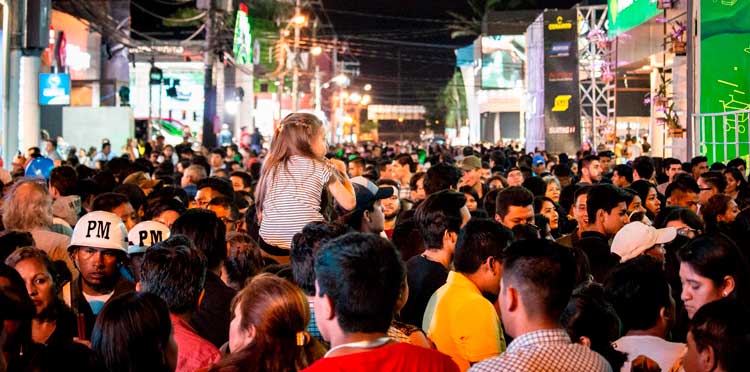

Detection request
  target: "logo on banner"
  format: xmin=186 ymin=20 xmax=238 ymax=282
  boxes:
xmin=548 ymin=72 xmax=574 ymax=81
xmin=550 ymin=42 xmax=571 ymax=57
xmin=548 ymin=16 xmax=573 ymax=30
xmin=552 ymin=95 xmax=572 ymax=111
xmin=549 ymin=126 xmax=576 ymax=134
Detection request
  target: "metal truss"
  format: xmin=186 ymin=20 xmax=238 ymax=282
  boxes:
xmin=577 ymin=5 xmax=615 ymax=149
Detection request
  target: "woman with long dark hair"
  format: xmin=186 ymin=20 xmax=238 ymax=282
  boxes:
xmin=210 ymin=273 xmax=326 ymax=372
xmin=91 ymin=292 xmax=177 ymax=372
xmin=630 ymin=180 xmax=661 ymax=222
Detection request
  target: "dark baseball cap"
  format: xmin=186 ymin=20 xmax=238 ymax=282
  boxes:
xmin=350 ymin=176 xmax=394 ymax=211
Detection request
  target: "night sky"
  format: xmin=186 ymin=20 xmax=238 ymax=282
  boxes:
xmin=132 ymin=0 xmax=595 ymax=105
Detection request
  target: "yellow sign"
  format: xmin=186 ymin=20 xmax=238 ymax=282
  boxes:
xmin=552 ymin=95 xmax=572 ymax=111
xmin=548 ymin=16 xmax=573 ymax=30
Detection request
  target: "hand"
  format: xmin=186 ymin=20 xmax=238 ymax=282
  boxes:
xmin=328 ymin=158 xmax=347 ymax=175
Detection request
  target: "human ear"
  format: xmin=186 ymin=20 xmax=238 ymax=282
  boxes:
xmin=721 ymin=276 xmax=736 ymax=297
xmin=578 ymin=336 xmax=591 ymax=348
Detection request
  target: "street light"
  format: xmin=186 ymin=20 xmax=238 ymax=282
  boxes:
xmin=311 ymin=46 xmax=322 ymax=56
xmin=332 ymin=73 xmax=350 ymax=87
xmin=292 ymin=14 xmax=306 ymax=26
xmin=361 ymin=94 xmax=371 ymax=105
xmin=364 ymin=84 xmax=372 ymax=91
xmin=349 ymin=92 xmax=362 ymax=104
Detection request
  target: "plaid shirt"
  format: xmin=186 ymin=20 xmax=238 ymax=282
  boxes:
xmin=468 ymin=329 xmax=612 ymax=372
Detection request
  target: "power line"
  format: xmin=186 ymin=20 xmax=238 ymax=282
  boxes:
xmin=131 ymin=1 xmax=207 ymax=23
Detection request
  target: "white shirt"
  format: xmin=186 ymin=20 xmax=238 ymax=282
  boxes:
xmin=613 ymin=335 xmax=685 ymax=372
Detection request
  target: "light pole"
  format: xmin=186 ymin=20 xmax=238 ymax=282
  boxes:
xmin=291 ymin=1 xmax=304 ymax=111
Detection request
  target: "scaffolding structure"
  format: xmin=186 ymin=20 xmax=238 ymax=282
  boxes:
xmin=577 ymin=5 xmax=615 ymax=150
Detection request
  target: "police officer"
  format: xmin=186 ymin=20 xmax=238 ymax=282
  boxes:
xmin=64 ymin=211 xmax=135 ymax=339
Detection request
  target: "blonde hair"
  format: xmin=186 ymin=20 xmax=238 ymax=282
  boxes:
xmin=2 ymin=179 xmax=54 ymax=230
xmin=255 ymin=113 xmax=325 ymax=215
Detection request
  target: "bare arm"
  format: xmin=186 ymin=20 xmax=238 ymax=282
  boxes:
xmin=327 ymin=158 xmax=356 ymax=211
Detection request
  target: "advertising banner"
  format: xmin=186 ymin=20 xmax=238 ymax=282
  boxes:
xmin=39 ymin=73 xmax=71 ymax=105
xmin=544 ymin=9 xmax=580 ymax=155
xmin=607 ymin=0 xmax=660 ymax=37
xmin=700 ymin=0 xmax=750 ymax=164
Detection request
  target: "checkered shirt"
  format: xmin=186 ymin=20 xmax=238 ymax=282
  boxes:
xmin=468 ymin=328 xmax=613 ymax=372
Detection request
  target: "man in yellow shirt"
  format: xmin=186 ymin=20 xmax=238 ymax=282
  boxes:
xmin=422 ymin=219 xmax=512 ymax=371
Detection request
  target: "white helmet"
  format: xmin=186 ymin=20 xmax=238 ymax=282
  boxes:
xmin=69 ymin=211 xmax=128 ymax=253
xmin=127 ymin=221 xmax=171 ymax=255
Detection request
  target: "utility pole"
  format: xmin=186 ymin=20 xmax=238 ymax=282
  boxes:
xmin=291 ymin=0 xmax=301 ymax=111
xmin=199 ymin=0 xmax=217 ymax=148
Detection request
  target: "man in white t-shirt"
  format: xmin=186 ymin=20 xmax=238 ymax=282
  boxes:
xmin=605 ymin=256 xmax=685 ymax=372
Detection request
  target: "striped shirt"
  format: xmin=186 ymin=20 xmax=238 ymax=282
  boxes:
xmin=259 ymin=156 xmax=333 ymax=249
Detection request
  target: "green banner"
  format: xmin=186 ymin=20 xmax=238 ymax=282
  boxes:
xmin=700 ymin=0 xmax=750 ymax=164
xmin=607 ymin=0 xmax=660 ymax=37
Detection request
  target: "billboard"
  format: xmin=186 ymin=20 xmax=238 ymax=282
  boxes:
xmin=233 ymin=3 xmax=252 ymax=64
xmin=544 ymin=9 xmax=580 ymax=155
xmin=39 ymin=73 xmax=71 ymax=105
xmin=607 ymin=0 xmax=660 ymax=37
xmin=699 ymin=0 xmax=750 ymax=164
xmin=480 ymin=35 xmax=526 ymax=89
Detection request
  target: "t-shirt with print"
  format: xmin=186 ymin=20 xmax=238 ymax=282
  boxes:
xmin=302 ymin=342 xmax=459 ymax=372
xmin=259 ymin=156 xmax=333 ymax=249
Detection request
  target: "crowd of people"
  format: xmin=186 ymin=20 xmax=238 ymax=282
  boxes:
xmin=1 ymin=112 xmax=749 ymax=372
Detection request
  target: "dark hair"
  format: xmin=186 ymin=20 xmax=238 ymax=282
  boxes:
xmin=140 ymin=237 xmax=207 ymax=314
xmin=91 ymin=192 xmax=130 ymax=213
xmin=197 ymin=177 xmax=235 ymax=199
xmin=211 ymin=147 xmax=227 ymax=158
xmin=663 ymin=157 xmax=682 ymax=169
xmin=49 ymin=165 xmax=78 ymax=196
xmin=678 ymin=235 xmax=749 ymax=305
xmin=394 ymin=153 xmax=416 ymax=173
xmin=143 ymin=197 xmax=188 ymax=221
xmin=579 ymin=155 xmax=600 ymax=174
xmin=209 ymin=274 xmax=324 ymax=372
xmin=423 ymin=163 xmax=462 ymax=195
xmin=689 ymin=298 xmax=750 ymax=372
xmin=224 ymin=232 xmax=264 ymax=291
xmin=113 ymin=183 xmax=148 ymax=214
xmin=700 ymin=171 xmax=727 ymax=194
xmin=613 ymin=164 xmax=634 ymax=183
xmin=459 ymin=185 xmax=480 ymax=206
xmin=691 ymin=156 xmax=708 ymax=168
xmin=701 ymin=194 xmax=734 ymax=233
xmin=522 ymin=176 xmax=547 ymax=197
xmin=553 ymin=163 xmax=573 ymax=178
xmin=632 ymin=156 xmax=655 ymax=180
xmin=454 ymin=219 xmax=512 ymax=273
xmin=290 ymin=222 xmax=351 ymax=296
xmin=149 ymin=185 xmax=190 ymax=207
xmin=483 ymin=189 xmax=500 ymax=219
xmin=171 ymin=209 xmax=227 ymax=270
xmin=91 ymin=292 xmax=174 ymax=372
xmin=560 ymin=283 xmax=627 ymax=371
xmin=533 ymin=196 xmax=555 ymax=214
xmin=604 ymin=256 xmax=671 ymax=332
xmin=727 ymin=157 xmax=747 ymax=170
xmin=495 ymin=186 xmax=533 ymax=219
xmin=315 ymin=233 xmax=404 ymax=333
xmin=349 ymin=156 xmax=365 ymax=169
xmin=0 ymin=230 xmax=35 ymax=262
xmin=409 ymin=171 xmax=425 ymax=191
xmin=655 ymin=206 xmax=704 ymax=232
xmin=415 ymin=190 xmax=467 ymax=249
xmin=586 ymin=184 xmax=628 ymax=224
xmin=229 ymin=171 xmax=254 ymax=191
xmin=629 ymin=180 xmax=658 ymax=217
xmin=208 ymin=195 xmax=241 ymax=221
xmin=503 ymin=239 xmax=576 ymax=319
xmin=665 ymin=173 xmax=700 ymax=198
xmin=391 ymin=216 xmax=424 ymax=262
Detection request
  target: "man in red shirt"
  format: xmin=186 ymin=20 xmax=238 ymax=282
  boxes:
xmin=138 ymin=236 xmax=220 ymax=372
xmin=304 ymin=233 xmax=459 ymax=372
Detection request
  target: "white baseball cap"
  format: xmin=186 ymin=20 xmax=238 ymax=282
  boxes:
xmin=127 ymin=221 xmax=171 ymax=255
xmin=69 ymin=211 xmax=129 ymax=253
xmin=611 ymin=222 xmax=677 ymax=262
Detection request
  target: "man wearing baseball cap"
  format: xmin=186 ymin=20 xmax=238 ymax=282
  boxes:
xmin=611 ymin=221 xmax=677 ymax=263
xmin=532 ymin=154 xmax=547 ymax=177
xmin=63 ymin=211 xmax=135 ymax=339
xmin=340 ymin=176 xmax=394 ymax=235
xmin=460 ymin=155 xmax=488 ymax=201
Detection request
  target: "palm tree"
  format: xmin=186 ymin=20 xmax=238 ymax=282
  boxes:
xmin=447 ymin=0 xmax=538 ymax=39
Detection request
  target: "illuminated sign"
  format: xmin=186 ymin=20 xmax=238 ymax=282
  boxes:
xmin=607 ymin=0 xmax=660 ymax=37
xmin=549 ymin=42 xmax=571 ymax=57
xmin=552 ymin=95 xmax=572 ymax=112
xmin=233 ymin=3 xmax=252 ymax=64
xmin=39 ymin=73 xmax=71 ymax=105
xmin=548 ymin=16 xmax=573 ymax=30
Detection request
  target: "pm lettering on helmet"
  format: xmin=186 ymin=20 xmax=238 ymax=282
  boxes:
xmin=138 ymin=230 xmax=164 ymax=246
xmin=86 ymin=220 xmax=111 ymax=240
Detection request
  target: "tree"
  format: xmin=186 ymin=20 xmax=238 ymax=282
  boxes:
xmin=447 ymin=0 xmax=539 ymax=39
